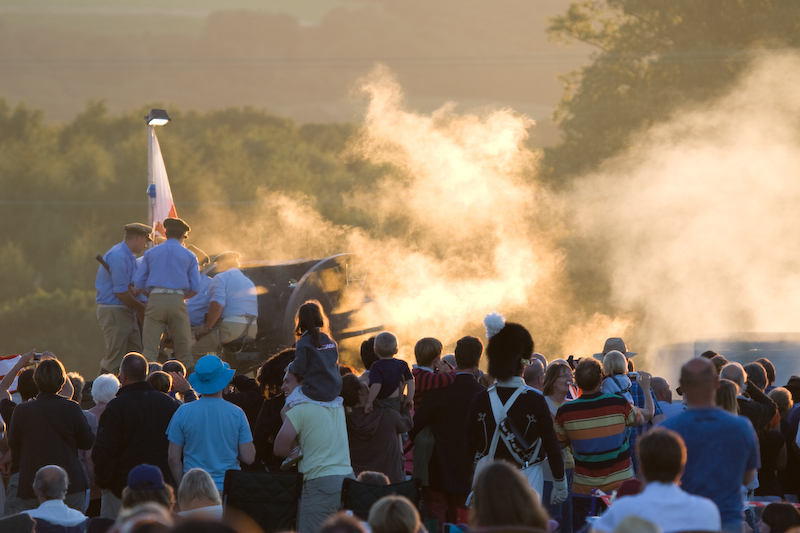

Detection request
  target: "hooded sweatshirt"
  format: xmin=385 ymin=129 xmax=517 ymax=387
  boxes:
xmin=346 ymin=405 xmax=413 ymax=483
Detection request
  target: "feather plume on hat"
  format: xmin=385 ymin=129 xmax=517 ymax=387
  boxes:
xmin=483 ymin=311 xmax=506 ymax=339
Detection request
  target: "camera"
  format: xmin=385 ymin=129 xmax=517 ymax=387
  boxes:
xmin=627 ymin=372 xmax=639 ymax=380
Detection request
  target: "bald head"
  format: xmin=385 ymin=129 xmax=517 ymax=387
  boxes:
xmin=33 ymin=465 xmax=69 ymax=502
xmin=680 ymin=357 xmax=719 ymax=408
xmin=650 ymin=377 xmax=672 ymax=403
xmin=119 ymin=352 xmax=148 ymax=385
xmin=524 ymin=360 xmax=545 ymax=391
xmin=720 ymin=363 xmax=746 ymax=390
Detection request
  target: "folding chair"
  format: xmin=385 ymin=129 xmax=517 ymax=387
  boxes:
xmin=340 ymin=478 xmax=422 ymax=520
xmin=223 ymin=470 xmax=304 ymax=533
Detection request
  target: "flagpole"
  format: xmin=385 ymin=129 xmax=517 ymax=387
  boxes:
xmin=147 ymin=124 xmax=156 ymax=231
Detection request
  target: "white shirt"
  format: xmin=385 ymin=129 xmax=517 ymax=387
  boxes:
xmin=23 ymin=499 xmax=88 ymax=527
xmin=178 ymin=504 xmax=224 ymax=519
xmin=209 ymin=268 xmax=258 ymax=319
xmin=592 ymin=482 xmax=721 ymax=533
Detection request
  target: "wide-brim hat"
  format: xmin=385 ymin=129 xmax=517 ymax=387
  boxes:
xmin=186 ymin=244 xmax=210 ymax=268
xmin=593 ymin=337 xmax=637 ymax=360
xmin=214 ymin=251 xmax=241 ymax=264
xmin=189 ymin=355 xmax=235 ymax=395
xmin=784 ymin=375 xmax=800 ymax=402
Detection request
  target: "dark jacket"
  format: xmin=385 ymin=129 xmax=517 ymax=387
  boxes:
xmin=289 ymin=331 xmax=341 ymax=402
xmin=347 ymin=404 xmax=413 ymax=483
xmin=9 ymin=393 xmax=95 ymax=499
xmin=411 ymin=372 xmax=485 ymax=495
xmin=253 ymin=394 xmax=285 ymax=471
xmin=467 ymin=384 xmax=565 ymax=483
xmin=92 ymin=381 xmax=181 ymax=497
xmin=738 ymin=380 xmax=778 ymax=433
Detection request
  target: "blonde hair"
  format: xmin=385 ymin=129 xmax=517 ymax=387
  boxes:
xmin=367 ymin=495 xmax=420 ymax=533
xmin=769 ymin=387 xmax=794 ymax=418
xmin=716 ymin=378 xmax=739 ymax=414
xmin=374 ymin=332 xmax=398 ymax=358
xmin=602 ymin=350 xmax=627 ymax=377
xmin=177 ymin=468 xmax=221 ymax=511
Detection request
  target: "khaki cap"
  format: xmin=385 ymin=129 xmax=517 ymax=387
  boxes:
xmin=124 ymin=223 xmax=153 ymax=241
xmin=163 ymin=217 xmax=191 ymax=233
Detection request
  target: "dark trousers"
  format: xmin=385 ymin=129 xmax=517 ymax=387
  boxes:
xmin=542 ymin=469 xmax=574 ymax=533
xmin=423 ymin=487 xmax=468 ymax=532
xmin=572 ymin=493 xmax=607 ymax=531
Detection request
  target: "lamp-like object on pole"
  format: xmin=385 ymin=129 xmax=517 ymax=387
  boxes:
xmin=145 ymin=108 xmax=171 ymax=126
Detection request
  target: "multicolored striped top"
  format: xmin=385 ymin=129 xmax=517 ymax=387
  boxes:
xmin=554 ymin=391 xmax=641 ymax=495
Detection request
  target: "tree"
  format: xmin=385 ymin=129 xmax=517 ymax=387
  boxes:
xmin=542 ymin=0 xmax=800 ymax=183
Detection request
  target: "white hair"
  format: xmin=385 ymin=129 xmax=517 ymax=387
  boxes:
xmin=92 ymin=374 xmax=121 ymax=404
xmin=720 ymin=362 xmax=747 ymax=390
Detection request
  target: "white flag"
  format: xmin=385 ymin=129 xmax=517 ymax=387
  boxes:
xmin=149 ymin=128 xmax=178 ymax=241
xmin=0 ymin=354 xmax=21 ymax=394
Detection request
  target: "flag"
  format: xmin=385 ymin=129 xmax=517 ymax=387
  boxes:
xmin=148 ymin=127 xmax=178 ymax=241
xmin=0 ymin=354 xmax=22 ymax=395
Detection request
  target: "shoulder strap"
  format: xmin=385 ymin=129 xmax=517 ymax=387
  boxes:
xmin=35 ymin=399 xmax=76 ymax=450
xmin=484 ymin=385 xmax=527 ymax=461
xmin=494 ymin=386 xmax=543 ymax=466
xmin=611 ymin=375 xmax=631 ymax=395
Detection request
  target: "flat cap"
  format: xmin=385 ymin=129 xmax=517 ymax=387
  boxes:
xmin=214 ymin=251 xmax=240 ymax=264
xmin=124 ymin=223 xmax=153 ymax=241
xmin=163 ymin=217 xmax=191 ymax=233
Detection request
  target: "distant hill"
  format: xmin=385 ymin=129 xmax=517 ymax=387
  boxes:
xmin=0 ymin=0 xmax=591 ymax=145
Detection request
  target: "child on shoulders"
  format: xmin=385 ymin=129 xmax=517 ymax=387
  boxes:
xmin=365 ymin=332 xmax=414 ymax=414
xmin=281 ymin=300 xmax=342 ymax=469
xmin=287 ymin=300 xmax=342 ymax=404
xmin=601 ymin=350 xmax=634 ymax=404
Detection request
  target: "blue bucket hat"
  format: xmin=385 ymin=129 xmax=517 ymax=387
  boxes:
xmin=189 ymin=355 xmax=235 ymax=395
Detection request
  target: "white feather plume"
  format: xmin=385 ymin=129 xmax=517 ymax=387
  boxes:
xmin=483 ymin=311 xmax=506 ymax=339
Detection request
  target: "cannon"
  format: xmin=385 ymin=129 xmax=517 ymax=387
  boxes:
xmin=205 ymin=253 xmax=383 ymax=373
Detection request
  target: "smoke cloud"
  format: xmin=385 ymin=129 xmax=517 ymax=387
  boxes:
xmin=569 ymin=54 xmax=800 ymax=375
xmin=192 ymin=54 xmax=800 ymax=372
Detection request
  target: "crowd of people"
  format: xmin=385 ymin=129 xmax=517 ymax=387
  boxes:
xmin=2 ymin=219 xmax=800 ymax=533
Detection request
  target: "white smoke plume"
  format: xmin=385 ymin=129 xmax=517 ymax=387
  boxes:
xmin=569 ymin=53 xmax=800 ymax=375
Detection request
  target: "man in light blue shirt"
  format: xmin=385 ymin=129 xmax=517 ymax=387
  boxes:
xmin=95 ymin=223 xmax=151 ymax=374
xmin=133 ymin=217 xmax=202 ymax=369
xmin=167 ymin=355 xmax=255 ymax=490
xmin=192 ymin=251 xmax=258 ymax=361
xmin=184 ymin=244 xmax=212 ymax=334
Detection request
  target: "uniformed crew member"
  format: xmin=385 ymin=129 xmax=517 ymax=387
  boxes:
xmin=192 ymin=251 xmax=258 ymax=359
xmin=185 ymin=245 xmax=213 ymax=357
xmin=133 ymin=217 xmax=202 ymax=367
xmin=95 ymin=223 xmax=152 ymax=374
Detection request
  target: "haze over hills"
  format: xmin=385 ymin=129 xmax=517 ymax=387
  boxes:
xmin=0 ymin=0 xmax=591 ymax=145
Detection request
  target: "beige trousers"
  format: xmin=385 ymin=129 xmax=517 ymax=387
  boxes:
xmin=191 ymin=319 xmax=257 ymax=363
xmin=141 ymin=293 xmax=192 ymax=367
xmin=97 ymin=306 xmax=142 ymax=373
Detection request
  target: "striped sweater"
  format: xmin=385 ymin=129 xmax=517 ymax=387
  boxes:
xmin=554 ymin=391 xmax=641 ymax=495
xmin=411 ymin=366 xmax=456 ymax=409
